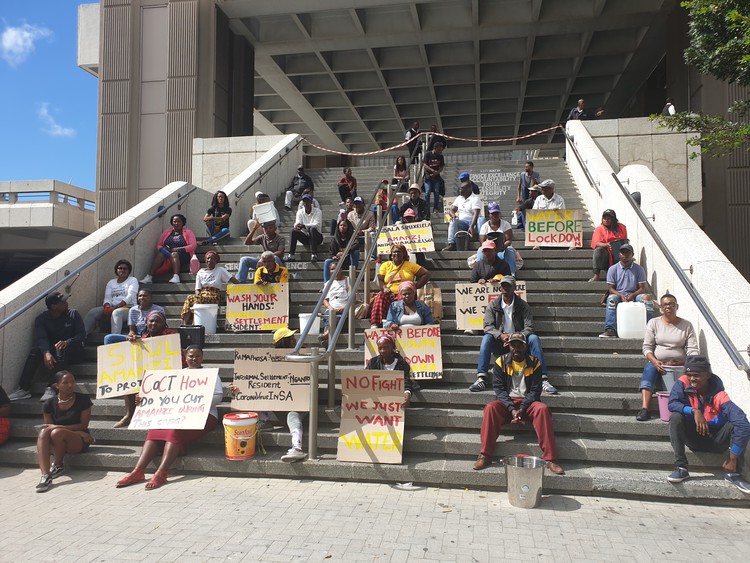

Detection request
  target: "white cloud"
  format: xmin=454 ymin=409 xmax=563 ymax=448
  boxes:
xmin=38 ymin=103 xmax=76 ymax=138
xmin=1 ymin=23 xmax=52 ymax=67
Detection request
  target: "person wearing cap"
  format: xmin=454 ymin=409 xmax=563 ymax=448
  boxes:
xmin=180 ymin=251 xmax=239 ymax=326
xmin=140 ymin=213 xmax=197 ymax=285
xmin=473 ymin=332 xmax=564 ymax=475
xmin=457 ymin=172 xmax=479 ymax=196
xmin=590 ymin=209 xmax=628 ymax=282
xmin=444 ymin=179 xmax=484 ymax=251
xmin=469 ymin=276 xmax=557 ymax=395
xmin=337 ymin=167 xmax=358 ymax=203
xmin=287 ymin=194 xmax=324 ymax=262
xmin=599 ymin=243 xmax=653 ymax=338
xmin=513 ymin=184 xmax=542 ymax=229
xmin=8 ymin=292 xmax=87 ymax=403
xmin=365 ymin=333 xmax=415 ymax=407
xmin=254 ymin=251 xmax=289 ymax=285
xmin=296 ymin=187 xmax=321 ymax=211
xmin=284 ymin=165 xmax=314 ymax=210
xmin=516 ymin=161 xmax=540 ymax=204
xmin=246 ymin=192 xmax=281 ymax=242
xmin=477 ymin=202 xmax=518 ymax=274
xmin=666 ymin=355 xmax=750 ymax=493
xmin=398 ymin=184 xmax=430 ymax=223
xmin=370 ymin=244 xmax=431 ymax=328
xmin=392 ymin=155 xmax=410 ymax=190
xmin=422 ymin=142 xmax=445 ymax=213
xmin=471 ymin=241 xmax=511 ymax=286
xmin=238 ymin=221 xmax=285 ymax=283
xmin=637 ymin=293 xmax=698 ymax=421
xmin=384 ymin=281 xmax=434 ymax=331
xmin=532 ymin=179 xmax=565 ymax=210
xmin=199 ymin=190 xmax=232 ymax=245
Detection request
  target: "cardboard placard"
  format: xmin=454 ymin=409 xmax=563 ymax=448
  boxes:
xmin=364 ymin=325 xmax=442 ymax=380
xmin=96 ymin=333 xmax=182 ymax=399
xmin=337 ymin=369 xmax=405 ymax=464
xmin=376 ymin=220 xmax=435 ymax=254
xmin=443 ymin=196 xmax=455 ymax=223
xmin=231 ymin=348 xmax=311 ymax=412
xmin=129 ymin=368 xmax=219 ymax=430
xmin=226 ymin=283 xmax=289 ymax=332
xmin=455 ymin=282 xmax=527 ymax=331
xmin=525 ymin=209 xmax=584 ymax=247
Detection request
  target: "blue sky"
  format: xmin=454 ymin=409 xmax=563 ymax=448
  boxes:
xmin=1 ymin=2 xmax=97 ymax=191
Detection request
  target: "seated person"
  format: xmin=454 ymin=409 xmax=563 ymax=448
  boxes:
xmin=35 ymin=370 xmax=94 ymax=492
xmin=200 ymin=190 xmax=231 ymax=245
xmin=666 ymin=355 xmax=750 ymax=493
xmin=513 ymin=185 xmax=541 ymax=229
xmin=470 ymin=241 xmax=510 ymax=286
xmin=469 ymin=276 xmax=556 ymax=395
xmin=369 ymin=244 xmax=430 ymax=329
xmin=457 ymin=172 xmax=480 ymax=195
xmin=0 ymin=385 xmax=10 ymax=446
xmin=444 ymin=180 xmax=484 ymax=251
xmin=116 ymin=346 xmax=223 ymax=489
xmin=383 ymin=281 xmax=434 ymax=331
xmin=472 ymin=333 xmax=564 ymax=475
xmin=8 ymin=292 xmax=85 ymax=403
xmin=325 ymin=219 xmax=360 ymax=283
xmin=392 ymin=155 xmax=410 ymax=191
xmin=297 ymin=187 xmax=321 ymax=211
xmin=254 ymin=251 xmax=289 ymax=285
xmin=397 ymin=209 xmax=427 ymax=267
xmin=320 ymin=259 xmax=352 ymax=346
xmin=365 ymin=333 xmax=414 ymax=408
xmin=246 ymin=191 xmax=280 ymax=242
xmin=532 ymin=179 xmax=565 ymax=210
xmin=637 ymin=293 xmax=698 ymax=421
xmin=477 ymin=203 xmax=517 ymax=274
xmin=181 ymin=251 xmax=238 ymax=326
xmin=331 ymin=196 xmax=354 ymax=236
xmin=348 ymin=196 xmax=376 ymax=240
xmin=287 ymin=194 xmax=323 ymax=262
xmin=103 ymin=288 xmax=164 ymax=345
xmin=590 ymin=209 xmax=628 ymax=282
xmin=83 ymin=259 xmax=138 ymax=338
xmin=140 ymin=214 xmax=196 ymax=284
xmin=337 ymin=167 xmax=357 ymax=202
xmin=238 ymin=221 xmax=285 ymax=283
xmin=398 ymin=184 xmax=430 ymax=223
xmin=599 ymin=244 xmax=653 ymax=338
xmin=284 ymin=165 xmax=314 ymax=210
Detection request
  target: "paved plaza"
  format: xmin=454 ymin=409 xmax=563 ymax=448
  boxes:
xmin=0 ymin=466 xmax=748 ymax=562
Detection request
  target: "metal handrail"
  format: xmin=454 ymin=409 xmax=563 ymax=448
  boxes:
xmin=0 ymin=186 xmax=197 ymax=331
xmin=564 ymin=128 xmax=601 ymax=197
xmin=232 ymin=137 xmax=305 ymax=203
xmin=609 ymin=173 xmax=750 ymax=378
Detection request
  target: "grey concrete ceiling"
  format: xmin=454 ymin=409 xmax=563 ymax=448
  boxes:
xmin=219 ymin=0 xmax=677 ymax=154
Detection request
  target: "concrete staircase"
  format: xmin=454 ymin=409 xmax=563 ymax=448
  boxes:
xmin=4 ymin=159 xmax=745 ymax=502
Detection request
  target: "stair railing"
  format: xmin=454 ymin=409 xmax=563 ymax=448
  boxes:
xmin=232 ymin=137 xmax=305 ymax=204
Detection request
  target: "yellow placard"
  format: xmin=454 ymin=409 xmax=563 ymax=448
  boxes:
xmin=454 ymin=282 xmax=527 ymax=331
xmin=376 ymin=220 xmax=435 ymax=254
xmin=226 ymin=283 xmax=289 ymax=332
xmin=525 ymin=209 xmax=584 ymax=247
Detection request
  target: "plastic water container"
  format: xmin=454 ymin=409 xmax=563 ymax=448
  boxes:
xmin=616 ymin=301 xmax=647 ymax=339
xmin=657 ymin=392 xmax=671 ymax=422
xmin=661 ymin=365 xmax=684 ymax=392
xmin=504 ymin=455 xmax=545 ymax=508
xmin=299 ymin=313 xmax=320 ymax=336
xmin=193 ymin=303 xmax=219 ymax=334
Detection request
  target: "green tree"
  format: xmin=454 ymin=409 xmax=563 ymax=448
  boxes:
xmin=652 ymin=0 xmax=750 ymax=157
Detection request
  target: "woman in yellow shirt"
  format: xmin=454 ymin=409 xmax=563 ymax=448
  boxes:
xmin=369 ymin=244 xmax=430 ymax=328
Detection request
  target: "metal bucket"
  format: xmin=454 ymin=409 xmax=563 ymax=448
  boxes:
xmin=454 ymin=231 xmax=470 ymax=251
xmin=504 ymin=455 xmax=545 ymax=508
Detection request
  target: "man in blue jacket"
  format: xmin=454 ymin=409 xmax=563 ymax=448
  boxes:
xmin=667 ymin=355 xmax=750 ymax=493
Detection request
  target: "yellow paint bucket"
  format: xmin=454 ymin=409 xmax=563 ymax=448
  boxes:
xmin=222 ymin=412 xmax=258 ymax=460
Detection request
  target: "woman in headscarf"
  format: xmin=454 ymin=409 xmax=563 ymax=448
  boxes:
xmin=383 ymin=281 xmax=434 ymax=331
xmin=180 ymin=250 xmax=239 ymax=325
xmin=369 ymin=244 xmax=430 ymax=328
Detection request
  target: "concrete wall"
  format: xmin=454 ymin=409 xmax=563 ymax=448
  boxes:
xmin=567 ymin=120 xmax=750 ymax=475
xmin=77 ymin=3 xmax=100 ymax=75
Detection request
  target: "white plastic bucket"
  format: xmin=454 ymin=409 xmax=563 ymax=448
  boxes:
xmin=616 ymin=301 xmax=646 ymax=339
xmin=299 ymin=313 xmax=320 ymax=335
xmin=253 ymin=201 xmax=277 ymax=224
xmin=193 ymin=303 xmax=219 ymax=334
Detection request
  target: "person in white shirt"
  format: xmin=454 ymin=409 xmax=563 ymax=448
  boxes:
xmin=476 ymin=202 xmax=518 ymax=274
xmin=320 ymin=259 xmax=352 ymax=346
xmin=180 ymin=251 xmax=238 ymax=325
xmin=532 ymin=179 xmax=565 ymax=210
xmin=287 ymin=194 xmax=324 ymax=261
xmin=444 ymin=181 xmax=485 ymax=251
xmin=83 ymin=259 xmax=139 ymax=336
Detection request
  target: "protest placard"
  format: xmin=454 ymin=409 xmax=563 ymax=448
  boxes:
xmin=226 ymin=283 xmax=289 ymax=332
xmin=128 ymin=368 xmax=219 ymax=430
xmin=443 ymin=196 xmax=455 ymax=223
xmin=376 ymin=220 xmax=435 ymax=254
xmin=525 ymin=209 xmax=584 ymax=247
xmin=96 ymin=333 xmax=182 ymax=399
xmin=337 ymin=369 xmax=405 ymax=464
xmin=231 ymin=348 xmax=311 ymax=412
xmin=364 ymin=325 xmax=442 ymax=380
xmin=455 ymin=281 xmax=527 ymax=331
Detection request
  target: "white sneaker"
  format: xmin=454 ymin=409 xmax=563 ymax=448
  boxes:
xmin=280 ymin=448 xmax=307 ymax=463
xmin=168 ymin=274 xmax=180 ymax=284
xmin=40 ymin=387 xmax=56 ymax=402
xmin=8 ymin=388 xmax=31 ymax=401
xmin=140 ymin=274 xmax=153 ymax=284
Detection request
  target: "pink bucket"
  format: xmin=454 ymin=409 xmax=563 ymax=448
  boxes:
xmin=657 ymin=392 xmax=671 ymax=422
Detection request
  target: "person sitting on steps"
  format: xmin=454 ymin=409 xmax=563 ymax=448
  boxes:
xmin=599 ymin=244 xmax=653 ymax=338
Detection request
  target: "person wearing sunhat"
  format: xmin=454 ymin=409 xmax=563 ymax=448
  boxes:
xmin=599 ymin=243 xmax=653 ymax=338
xmin=365 ymin=333 xmax=415 ymax=408
xmin=590 ymin=209 xmax=629 ymax=282
xmin=7 ymin=292 xmax=86 ymax=403
xmin=666 ymin=355 xmax=750 ymax=493
xmin=472 ymin=332 xmax=564 ymax=475
xmin=180 ymin=250 xmax=239 ymax=325
xmin=398 ymin=183 xmax=430 ymax=222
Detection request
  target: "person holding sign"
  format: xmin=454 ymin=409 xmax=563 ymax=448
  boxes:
xmin=35 ymin=370 xmax=94 ymax=492
xmin=443 ymin=180 xmax=484 ymax=251
xmin=365 ymin=334 xmax=414 ymax=408
xmin=398 ymin=184 xmax=430 ymax=223
xmin=472 ymin=333 xmax=564 ymax=475
xmin=116 ymin=346 xmax=223 ymax=489
xmin=140 ymin=214 xmax=197 ymax=285
xmin=180 ymin=251 xmax=239 ymax=326
xmin=199 ymin=190 xmax=232 ymax=245
xmin=369 ymin=244 xmax=431 ymax=328
xmin=337 ymin=167 xmax=358 ymax=203
xmin=383 ymin=281 xmax=434 ymax=331
xmin=83 ymin=259 xmax=138 ymax=338
xmin=469 ymin=276 xmax=557 ymax=395
xmin=590 ymin=209 xmax=628 ymax=282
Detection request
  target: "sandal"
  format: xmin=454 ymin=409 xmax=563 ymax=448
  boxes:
xmin=145 ymin=469 xmax=169 ymax=490
xmin=116 ymin=468 xmax=145 ymax=488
